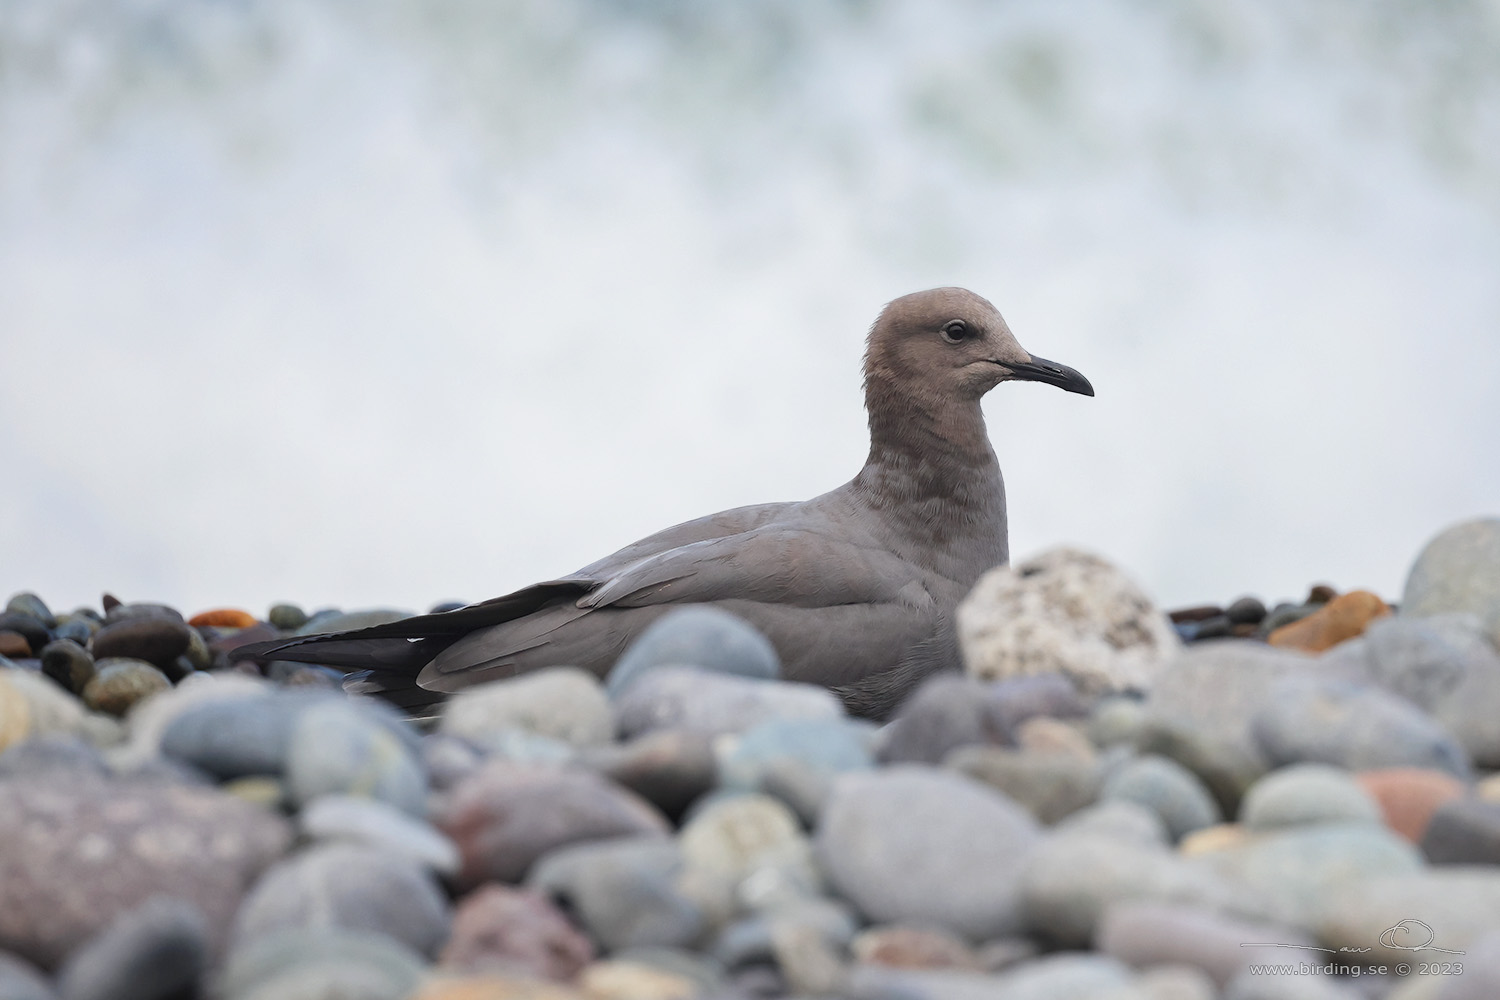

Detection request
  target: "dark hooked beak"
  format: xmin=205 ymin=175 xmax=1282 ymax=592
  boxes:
xmin=998 ymin=355 xmax=1095 ymax=396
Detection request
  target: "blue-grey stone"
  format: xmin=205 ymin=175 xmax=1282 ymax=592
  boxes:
xmin=0 ymin=952 xmax=53 ymax=1000
xmin=0 ymin=735 xmax=109 ymax=780
xmin=219 ymin=927 xmax=427 ymax=1000
xmin=1421 ymin=797 xmax=1500 ymax=865
xmin=56 ymin=898 xmax=207 ymax=1000
xmin=6 ymin=594 xmax=55 ymax=630
xmin=1251 ymin=677 xmax=1470 ymax=777
xmin=160 ymin=695 xmax=297 ymax=779
xmin=613 ymin=667 xmax=842 ymax=739
xmin=719 ymin=718 xmax=874 ymax=795
xmin=1100 ymin=754 xmax=1221 ymax=841
xmin=1238 ymin=764 xmax=1381 ymax=831
xmin=299 ymin=795 xmax=460 ymax=876
xmin=284 ymin=700 xmax=427 ymax=815
xmin=607 ymin=607 xmax=779 ymax=696
xmin=53 ymin=617 xmax=97 ymax=646
xmin=231 ymin=844 xmax=450 ymax=959
xmin=877 ymin=674 xmax=989 ymax=765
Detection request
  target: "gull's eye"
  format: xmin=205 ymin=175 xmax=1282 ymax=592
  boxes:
xmin=940 ymin=320 xmax=970 ymax=344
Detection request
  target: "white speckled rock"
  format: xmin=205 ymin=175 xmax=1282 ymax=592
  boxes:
xmin=957 ymin=548 xmax=1180 ymax=695
xmin=441 ymin=667 xmax=613 ymax=748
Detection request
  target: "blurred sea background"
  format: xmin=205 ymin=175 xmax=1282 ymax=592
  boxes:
xmin=2 ymin=0 xmax=1497 ymax=616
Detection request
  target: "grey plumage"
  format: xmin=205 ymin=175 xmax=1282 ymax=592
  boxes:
xmin=239 ymin=287 xmax=1093 ymax=718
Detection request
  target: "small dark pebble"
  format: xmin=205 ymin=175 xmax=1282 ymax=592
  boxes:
xmin=1422 ymin=798 xmax=1500 ymax=865
xmin=40 ymin=640 xmax=96 ymax=694
xmin=90 ymin=619 xmax=193 ymax=669
xmin=0 ymin=630 xmax=32 ymax=659
xmin=428 ymin=601 xmax=466 ymax=615
xmin=0 ymin=613 xmax=50 ymax=652
xmin=1258 ymin=603 xmax=1313 ymax=637
xmin=266 ymin=603 xmax=309 ymax=630
xmin=102 ymin=602 xmax=184 ymax=626
xmin=1168 ymin=605 xmax=1223 ymax=624
xmin=1306 ymin=584 xmax=1338 ymax=604
xmin=1225 ymin=596 xmax=1267 ymax=624
xmin=53 ymin=618 xmax=97 ymax=645
xmin=1229 ymin=622 xmax=1259 ymax=638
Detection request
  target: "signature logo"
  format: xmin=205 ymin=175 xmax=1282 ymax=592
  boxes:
xmin=1241 ymin=918 xmax=1466 ymax=956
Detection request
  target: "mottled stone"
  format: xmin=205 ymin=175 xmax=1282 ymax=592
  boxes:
xmin=0 ymin=773 xmax=290 ymax=968
xmin=0 ymin=669 xmax=90 ymax=751
xmin=528 ymin=837 xmax=705 ymax=952
xmin=0 ymin=735 xmax=108 ymax=780
xmin=233 ymin=843 xmax=451 ymax=958
xmin=608 ymin=606 xmax=780 ymax=697
xmin=1252 ymin=677 xmax=1469 ymax=777
xmin=82 ymin=660 xmax=171 ymax=717
xmin=436 ymin=761 xmax=670 ymax=887
xmin=1239 ymin=764 xmax=1381 ymax=831
xmin=816 ymin=767 xmax=1041 ymax=941
xmin=678 ymin=793 xmax=816 ymax=927
xmin=442 ymin=668 xmax=613 ymax=749
xmin=1421 ymin=797 xmax=1500 ymax=864
xmin=718 ymin=717 xmax=872 ymax=821
xmin=1101 ymin=754 xmax=1222 ymax=841
xmin=1267 ymin=590 xmax=1390 ymax=652
xmin=55 ymin=897 xmax=207 ymax=1000
xmin=439 ymin=884 xmax=593 ymax=980
xmin=1356 ymin=768 xmax=1467 ymax=843
xmin=613 ymin=667 xmax=842 ymax=740
xmin=958 ymin=548 xmax=1180 ymax=694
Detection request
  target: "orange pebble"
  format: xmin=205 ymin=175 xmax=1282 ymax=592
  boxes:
xmin=188 ymin=608 xmax=259 ymax=629
xmin=1267 ymin=589 xmax=1389 ymax=652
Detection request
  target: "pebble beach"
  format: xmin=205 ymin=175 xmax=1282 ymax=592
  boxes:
xmin=1 ymin=516 xmax=1498 ymax=1000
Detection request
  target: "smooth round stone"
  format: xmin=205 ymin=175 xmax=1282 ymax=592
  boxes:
xmin=577 ymin=960 xmax=699 ymax=1000
xmin=983 ymin=673 xmax=1090 ymax=738
xmin=1088 ymin=697 xmax=1149 ymax=748
xmin=0 ymin=669 xmax=89 ymax=751
xmin=877 ymin=675 xmax=989 ymax=765
xmin=613 ymin=667 xmax=843 ymax=740
xmin=1360 ymin=615 xmax=1477 ymax=708
xmin=54 ymin=617 xmax=97 ymax=646
xmin=438 ymin=884 xmax=593 ymax=980
xmin=220 ymin=927 xmax=428 ymax=1000
xmin=1199 ymin=822 xmax=1423 ymax=927
xmin=0 ymin=614 xmax=50 ymax=653
xmin=39 ymin=640 xmax=95 ymax=695
xmin=435 ymin=760 xmax=670 ymax=887
xmin=607 ymin=607 xmax=780 ymax=696
xmin=989 ymin=953 xmax=1137 ymax=998
xmin=0 ymin=952 xmax=53 ymax=1000
xmin=0 ymin=773 xmax=291 ymax=968
xmin=577 ymin=729 xmax=717 ymax=820
xmin=843 ymin=965 xmax=1012 ymax=1000
xmin=850 ymin=925 xmax=980 ymax=970
xmin=944 ymin=745 xmax=1100 ymax=824
xmin=266 ymin=604 xmax=309 ymax=631
xmin=1421 ymin=797 xmax=1500 ymax=864
xmin=1097 ymin=900 xmax=1315 ymax=988
xmin=0 ymin=631 xmax=32 ymax=659
xmin=1101 ymin=754 xmax=1221 ymax=841
xmin=300 ymin=795 xmax=460 ymax=876
xmin=528 ymin=836 xmax=705 ymax=952
xmin=89 ymin=618 xmax=193 ymax=669
xmin=713 ymin=899 xmax=858 ymax=971
xmin=285 ymin=700 xmax=427 ymax=815
xmin=1401 ymin=517 xmax=1500 ymax=647
xmin=718 ymin=717 xmax=873 ymax=800
xmin=1194 ymin=615 xmax=1233 ymax=640
xmin=1133 ymin=712 xmax=1269 ymax=818
xmin=82 ymin=659 xmax=171 ymax=716
xmin=1239 ymin=764 xmax=1381 ymax=831
xmin=56 ymin=897 xmax=207 ymax=1000
xmin=1257 ymin=603 xmax=1315 ymax=637
xmin=678 ymin=793 xmax=816 ymax=925
xmin=816 ymin=767 xmax=1042 ymax=941
xmin=441 ymin=667 xmax=613 ymax=748
xmin=233 ymin=843 xmax=450 ymax=958
xmin=421 ymin=733 xmax=487 ymax=791
xmin=1018 ymin=828 xmax=1248 ymax=947
xmin=292 ymin=608 xmax=414 ymax=635
xmin=159 ymin=692 xmax=300 ymax=779
xmin=1251 ymin=677 xmax=1470 ymax=777
xmin=6 ymin=594 xmax=55 ymax=629
xmin=1315 ymin=868 xmax=1500 ymax=965
xmin=102 ymin=602 xmax=182 ymax=625
xmin=1055 ymin=800 xmax=1170 ymax=845
xmin=1013 ymin=717 xmax=1095 ymax=760
xmin=609 ymin=947 xmax=726 ymax=996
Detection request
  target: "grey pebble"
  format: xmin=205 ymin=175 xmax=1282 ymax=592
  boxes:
xmin=607 ymin=606 xmax=781 ymax=696
xmin=1421 ymin=797 xmax=1500 ymax=865
xmin=299 ymin=795 xmax=460 ymax=876
xmin=0 ymin=951 xmax=54 ymax=1000
xmin=6 ymin=593 xmax=55 ymax=629
xmin=1101 ymin=754 xmax=1221 ymax=841
xmin=1238 ymin=763 xmax=1381 ymax=831
xmin=266 ymin=604 xmax=308 ymax=631
xmin=613 ymin=666 xmax=844 ymax=740
xmin=285 ymin=699 xmax=427 ymax=815
xmin=218 ymin=927 xmax=427 ymax=1000
xmin=877 ymin=674 xmax=990 ymax=765
xmin=56 ymin=897 xmax=206 ymax=1000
